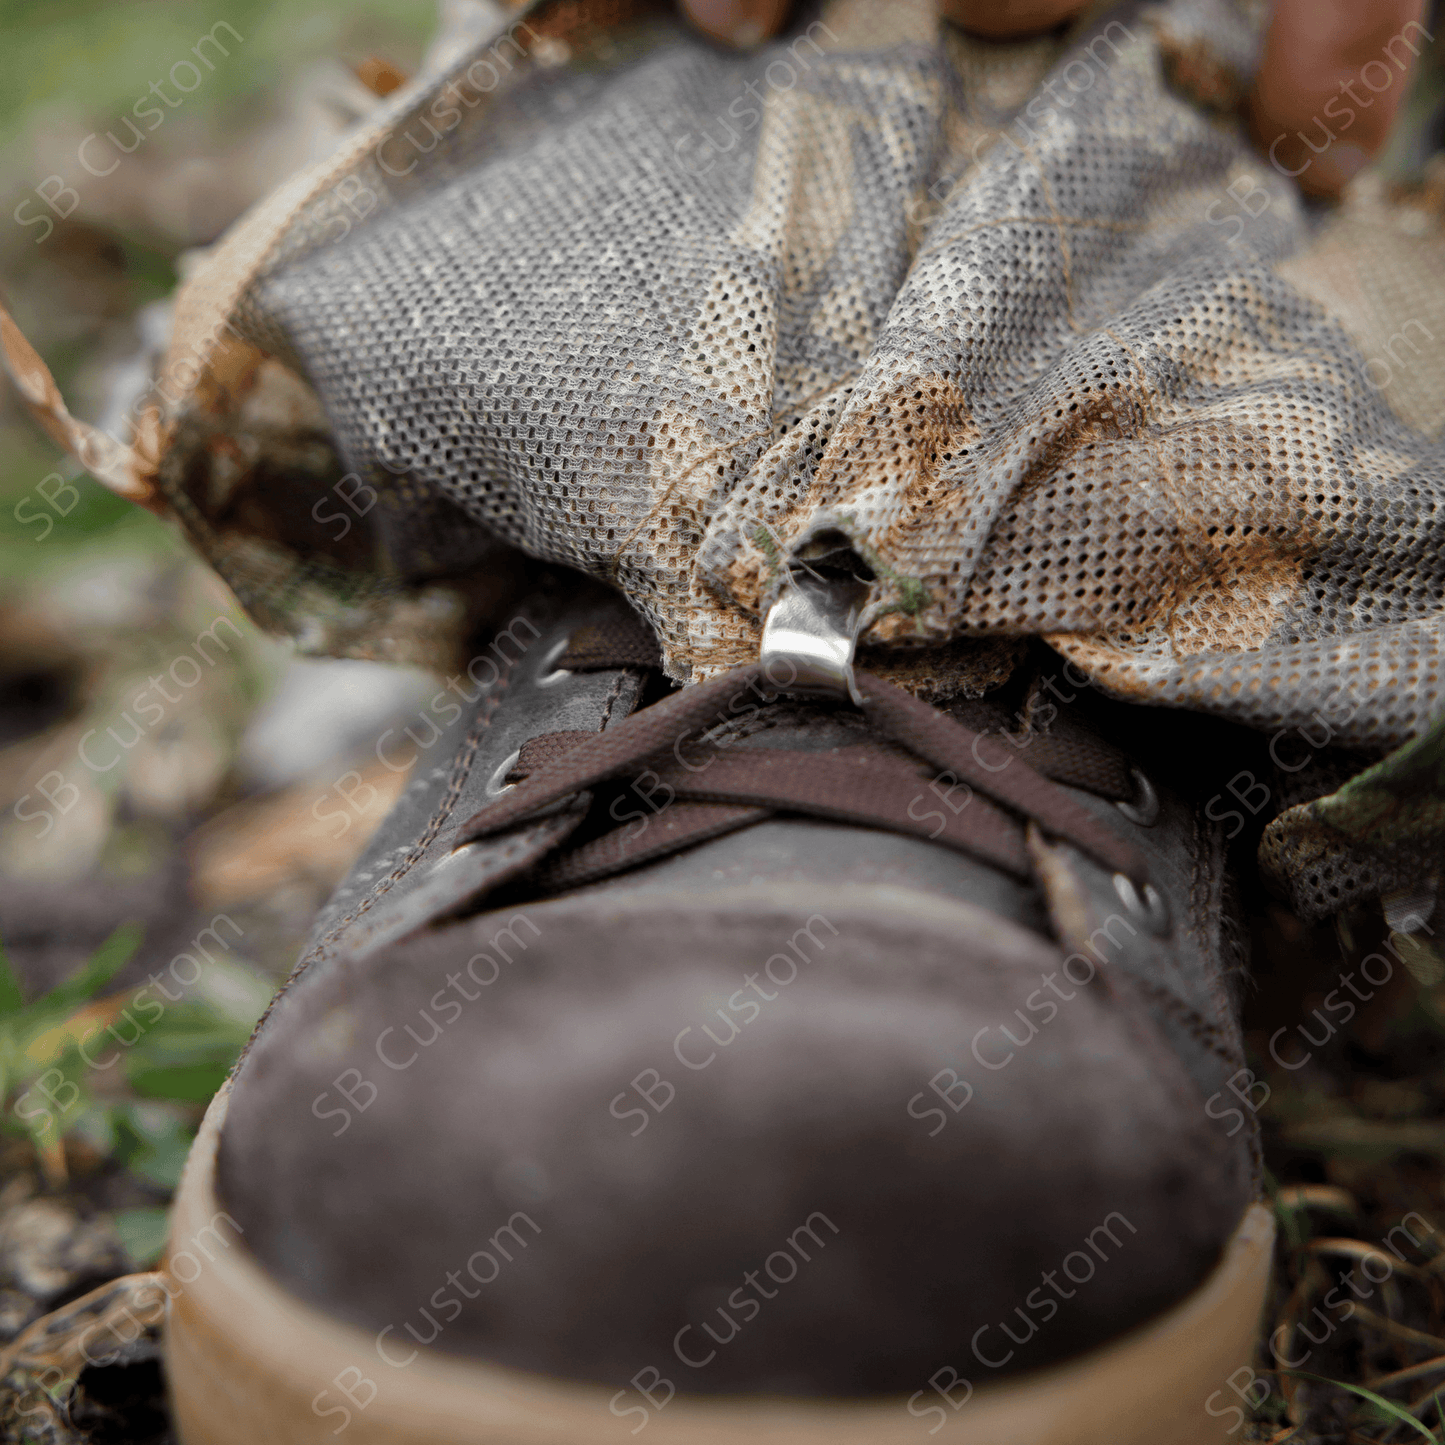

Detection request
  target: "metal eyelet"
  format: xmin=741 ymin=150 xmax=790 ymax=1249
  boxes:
xmin=535 ymin=635 xmax=573 ymax=688
xmin=1115 ymin=767 xmax=1160 ymax=827
xmin=485 ymin=748 xmax=521 ymax=798
xmin=1113 ymin=872 xmax=1171 ymax=936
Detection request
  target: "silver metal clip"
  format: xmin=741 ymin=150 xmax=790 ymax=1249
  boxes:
xmin=759 ymin=568 xmax=866 ymax=705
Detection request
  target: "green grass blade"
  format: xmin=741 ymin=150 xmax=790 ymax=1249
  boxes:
xmin=112 ymin=1206 xmax=170 ymax=1268
xmin=1282 ymin=1370 xmax=1441 ymax=1441
xmin=0 ymin=932 xmax=24 ymax=1017
xmin=28 ymin=921 xmax=144 ymax=1018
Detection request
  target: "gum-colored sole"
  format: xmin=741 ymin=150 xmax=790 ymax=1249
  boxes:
xmin=166 ymin=1085 xmax=1274 ymax=1444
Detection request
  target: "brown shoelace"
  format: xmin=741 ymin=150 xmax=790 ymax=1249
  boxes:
xmin=456 ymin=663 xmax=1151 ymax=894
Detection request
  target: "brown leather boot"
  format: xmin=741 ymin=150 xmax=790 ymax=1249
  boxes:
xmin=164 ymin=572 xmax=1272 ymax=1444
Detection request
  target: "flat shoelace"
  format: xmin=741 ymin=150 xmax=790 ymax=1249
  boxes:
xmin=456 ymin=665 xmax=1150 ymax=888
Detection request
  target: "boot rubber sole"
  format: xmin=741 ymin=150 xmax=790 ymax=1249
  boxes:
xmin=166 ymin=1084 xmax=1275 ymax=1445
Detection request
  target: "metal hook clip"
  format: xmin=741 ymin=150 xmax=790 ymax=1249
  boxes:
xmin=758 ymin=568 xmax=867 ymax=706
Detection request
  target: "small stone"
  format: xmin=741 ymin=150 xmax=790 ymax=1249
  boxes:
xmin=0 ymin=1287 xmax=37 ymax=1342
xmin=0 ymin=1199 xmax=128 ymax=1305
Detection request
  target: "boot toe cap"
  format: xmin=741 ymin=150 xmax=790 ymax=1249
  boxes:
xmin=217 ymin=892 xmax=1252 ymax=1394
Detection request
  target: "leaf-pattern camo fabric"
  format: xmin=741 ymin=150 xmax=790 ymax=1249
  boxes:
xmin=154 ymin=0 xmax=1445 ymax=919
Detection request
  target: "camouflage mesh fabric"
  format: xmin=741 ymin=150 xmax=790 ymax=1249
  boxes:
xmin=67 ymin=0 xmax=1445 ymax=917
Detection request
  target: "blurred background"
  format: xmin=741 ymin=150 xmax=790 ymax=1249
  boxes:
xmin=0 ymin=0 xmax=454 ymax=977
xmin=0 ymin=3 xmax=464 ymax=1437
xmin=0 ymin=1 xmax=1444 ymax=1441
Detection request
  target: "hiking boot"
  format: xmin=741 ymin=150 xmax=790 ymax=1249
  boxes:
xmin=163 ymin=572 xmax=1272 ymax=1445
